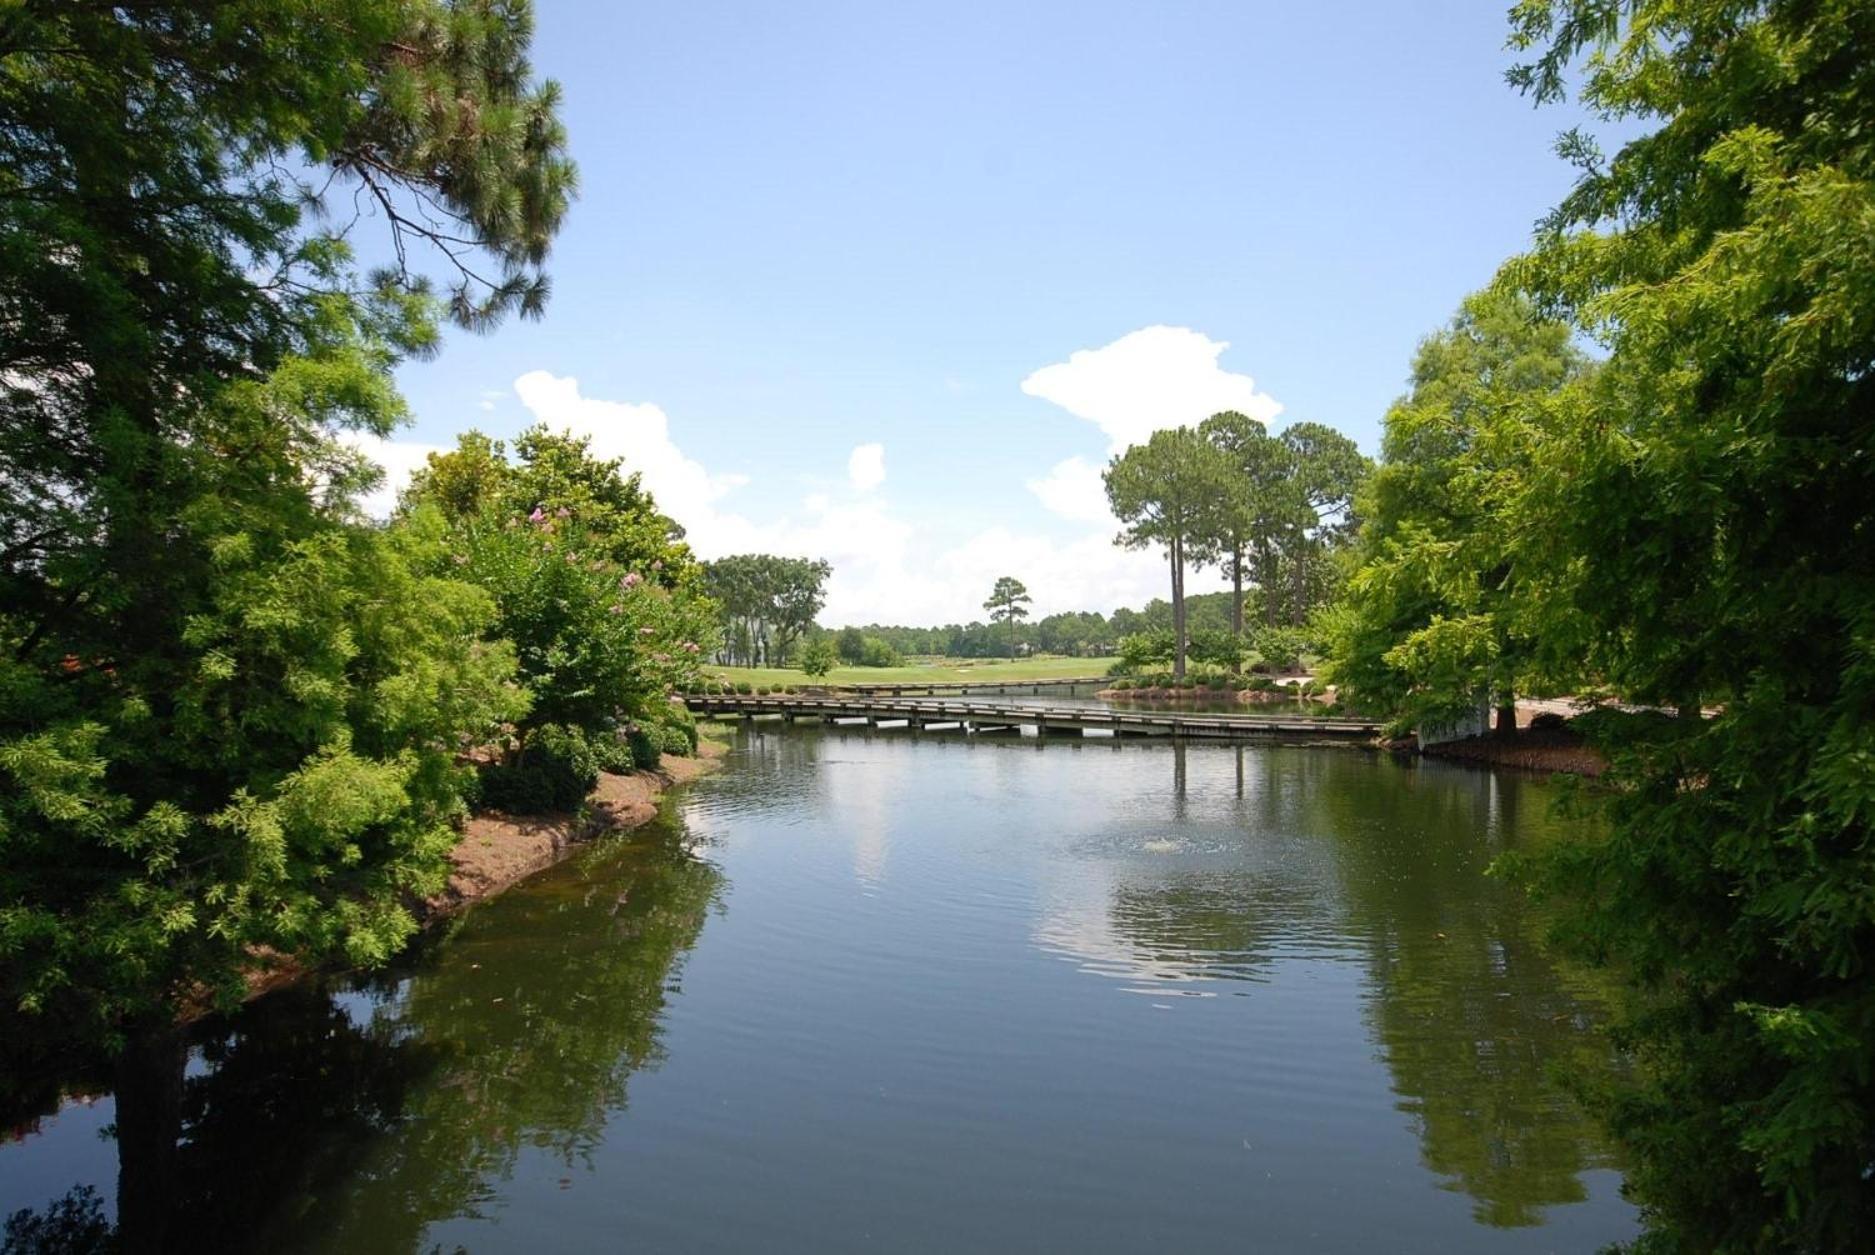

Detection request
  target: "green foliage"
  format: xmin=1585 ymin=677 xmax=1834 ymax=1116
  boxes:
xmin=1325 ymin=289 xmax=1588 ymax=728
xmin=1250 ymin=624 xmax=1310 ymax=673
xmin=0 ymin=0 xmax=572 ymax=1044
xmin=1117 ymin=629 xmax=1177 ymax=673
xmin=857 ymin=637 xmax=903 ymax=668
xmin=1105 ymin=428 xmax=1234 ymax=677
xmin=1186 ymin=628 xmax=1244 ymax=672
xmin=477 ymin=723 xmax=599 ymax=814
xmin=1494 ymin=2 xmax=1875 ymax=1249
xmin=703 ymin=554 xmax=831 ymax=667
xmin=983 ymin=576 xmax=1033 ymax=658
xmin=798 ymin=637 xmax=839 ymax=677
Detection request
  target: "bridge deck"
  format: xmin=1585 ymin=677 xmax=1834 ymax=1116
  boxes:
xmin=684 ymin=693 xmax=1378 ymax=741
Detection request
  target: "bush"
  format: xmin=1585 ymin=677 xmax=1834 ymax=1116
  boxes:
xmin=1252 ymin=624 xmax=1310 ymax=673
xmin=1110 ymin=679 xmax=1133 ymax=691
xmin=627 ymin=725 xmax=660 ymax=770
xmin=478 ymin=723 xmax=599 ymax=814
xmin=798 ymin=637 xmax=838 ymax=676
xmin=592 ymin=728 xmax=636 ymax=774
xmin=858 ymin=636 xmax=902 ymax=667
xmin=663 ymin=702 xmax=699 ymax=753
xmin=735 ymin=681 xmax=753 ymax=695
xmin=1529 ymin=710 xmax=1568 ymax=731
xmin=657 ymin=725 xmax=693 ymax=756
xmin=1204 ymin=674 xmax=1226 ymax=691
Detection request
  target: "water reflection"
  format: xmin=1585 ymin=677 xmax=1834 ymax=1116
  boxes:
xmin=1 ymin=732 xmax=1628 ymax=1253
xmin=1 ymin=823 xmax=721 ymax=1255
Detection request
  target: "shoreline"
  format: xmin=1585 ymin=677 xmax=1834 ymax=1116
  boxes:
xmin=1418 ymin=730 xmax=1606 ymax=777
xmin=429 ymin=742 xmax=726 ymax=918
xmin=237 ymin=742 xmax=727 ymax=1006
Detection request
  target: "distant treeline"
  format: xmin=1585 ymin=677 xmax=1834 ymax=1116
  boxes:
xmin=825 ymin=592 xmax=1261 ymax=659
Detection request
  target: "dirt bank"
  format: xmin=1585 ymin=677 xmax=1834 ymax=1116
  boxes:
xmin=431 ymin=742 xmax=726 ymax=917
xmin=1420 ymin=729 xmax=1605 ymax=777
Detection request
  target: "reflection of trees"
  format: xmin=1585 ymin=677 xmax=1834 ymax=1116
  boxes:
xmin=1310 ymin=756 xmax=1620 ymax=1227
xmin=2 ymin=826 xmax=721 ymax=1255
xmin=1103 ymin=874 xmax=1280 ymax=985
xmin=294 ymin=827 xmax=723 ymax=1251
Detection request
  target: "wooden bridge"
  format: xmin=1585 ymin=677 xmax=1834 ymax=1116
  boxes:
xmin=684 ymin=692 xmax=1379 ymax=741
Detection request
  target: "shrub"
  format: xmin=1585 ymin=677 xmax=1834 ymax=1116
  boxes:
xmin=858 ymin=636 xmax=902 ymax=667
xmin=657 ymin=725 xmax=692 ymax=756
xmin=627 ymin=726 xmax=660 ymax=770
xmin=1251 ymin=624 xmax=1310 ymax=673
xmin=1529 ymin=710 xmax=1568 ymax=732
xmin=1204 ymin=675 xmax=1226 ymax=690
xmin=1110 ymin=679 xmax=1133 ymax=691
xmin=478 ymin=723 xmax=599 ymax=814
xmin=798 ymin=637 xmax=838 ymax=676
xmin=735 ymin=681 xmax=753 ymax=695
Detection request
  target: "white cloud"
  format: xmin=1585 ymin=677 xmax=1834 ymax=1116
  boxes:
xmin=339 ymin=431 xmax=443 ymax=518
xmin=512 ymin=371 xmax=752 ymax=530
xmin=847 ymin=442 xmax=886 ymax=492
xmin=1020 ymin=325 xmax=1282 ymax=453
xmin=1025 ymin=455 xmax=1112 ymax=525
xmin=345 ymin=357 xmax=1238 ymax=629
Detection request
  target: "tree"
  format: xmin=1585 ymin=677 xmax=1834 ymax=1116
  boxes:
xmin=0 ymin=6 xmax=574 ymax=1213
xmin=1500 ymin=2 xmax=1875 ymax=1248
xmin=702 ymin=555 xmax=831 ymax=667
xmin=1198 ymin=412 xmax=1309 ymax=647
xmin=1328 ymin=289 xmax=1586 ymax=735
xmin=1104 ymin=429 xmax=1232 ymax=678
xmin=1279 ymin=422 xmax=1371 ymax=626
xmin=797 ymin=637 xmax=838 ymax=678
xmin=983 ymin=577 xmax=1033 ymax=659
xmin=836 ymin=626 xmax=867 ymax=664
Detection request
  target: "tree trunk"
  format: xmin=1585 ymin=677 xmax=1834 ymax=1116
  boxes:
xmin=1229 ymin=553 xmax=1244 ymax=673
xmin=1171 ymin=536 xmax=1187 ymax=679
xmin=114 ymin=1021 xmax=186 ymax=1255
xmin=1494 ymin=697 xmax=1518 ymax=740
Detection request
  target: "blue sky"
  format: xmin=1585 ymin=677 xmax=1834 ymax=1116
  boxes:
xmin=365 ymin=0 xmax=1601 ymax=626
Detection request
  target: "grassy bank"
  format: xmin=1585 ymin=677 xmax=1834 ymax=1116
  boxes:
xmin=709 ymin=655 xmax=1117 ymax=687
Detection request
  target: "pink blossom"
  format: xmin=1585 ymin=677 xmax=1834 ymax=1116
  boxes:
xmin=620 ymin=572 xmax=643 ymax=589
xmin=639 ymin=627 xmax=656 ymax=636
xmin=528 ymin=507 xmax=545 ymax=524
xmin=681 ymin=642 xmax=700 ymax=653
xmin=609 ymin=604 xmax=623 ymax=615
xmin=651 ymin=559 xmax=663 ymax=571
xmin=555 ymin=506 xmax=571 ymax=518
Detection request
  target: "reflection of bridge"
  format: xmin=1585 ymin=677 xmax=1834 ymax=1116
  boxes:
xmin=684 ymin=693 xmax=1379 ymax=741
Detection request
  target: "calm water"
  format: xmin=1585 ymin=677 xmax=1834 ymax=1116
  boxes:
xmin=0 ymin=728 xmax=1635 ymax=1253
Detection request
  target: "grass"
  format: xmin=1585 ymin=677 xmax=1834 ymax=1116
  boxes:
xmin=707 ymin=655 xmax=1118 ymax=687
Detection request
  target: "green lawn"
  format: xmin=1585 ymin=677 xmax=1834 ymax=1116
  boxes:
xmin=708 ymin=655 xmax=1117 ymax=687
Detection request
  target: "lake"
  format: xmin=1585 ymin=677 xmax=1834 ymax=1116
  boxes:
xmin=0 ymin=726 xmax=1636 ymax=1253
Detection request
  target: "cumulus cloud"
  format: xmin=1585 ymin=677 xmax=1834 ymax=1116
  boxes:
xmin=339 ymin=431 xmax=444 ymax=518
xmin=512 ymin=370 xmax=749 ymax=531
xmin=1025 ymin=455 xmax=1112 ymax=526
xmin=1020 ymin=325 xmax=1282 ymax=454
xmin=847 ymin=442 xmax=886 ymax=492
xmin=344 ymin=357 xmax=1235 ymax=629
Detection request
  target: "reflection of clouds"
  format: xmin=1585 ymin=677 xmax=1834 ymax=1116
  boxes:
xmin=824 ymin=748 xmax=907 ymax=893
xmin=1032 ymin=857 xmax=1208 ymax=989
xmin=1027 ymin=746 xmax=1354 ymax=996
